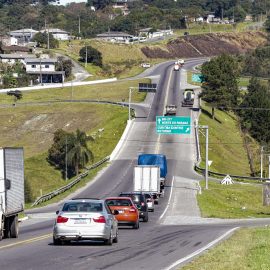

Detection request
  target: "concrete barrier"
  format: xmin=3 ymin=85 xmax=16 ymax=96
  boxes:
xmin=0 ymin=78 xmax=117 ymax=93
xmin=110 ymin=119 xmax=134 ymax=161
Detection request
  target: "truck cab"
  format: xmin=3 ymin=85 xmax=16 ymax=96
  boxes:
xmin=182 ymin=89 xmax=195 ymax=107
xmin=165 ymin=104 xmax=177 ymax=116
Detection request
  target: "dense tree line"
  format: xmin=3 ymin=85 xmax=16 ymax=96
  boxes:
xmin=0 ymin=0 xmax=269 ymax=38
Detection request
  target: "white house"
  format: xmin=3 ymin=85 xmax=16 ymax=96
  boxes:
xmin=139 ymin=28 xmax=173 ymax=40
xmin=40 ymin=28 xmax=70 ymax=41
xmin=96 ymin=32 xmax=134 ymax=43
xmin=9 ymin=29 xmax=38 ymax=44
xmin=0 ymin=54 xmax=35 ymax=65
xmin=24 ymin=58 xmax=57 ymax=73
xmin=23 ymin=58 xmax=65 ymax=84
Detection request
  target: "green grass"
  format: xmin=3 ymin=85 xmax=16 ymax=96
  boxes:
xmin=198 ymin=181 xmax=270 ymax=218
xmin=174 ymin=22 xmax=261 ymax=36
xmin=199 ymin=102 xmax=250 ymax=176
xmin=239 ymin=77 xmax=250 ymax=87
xmin=56 ymin=39 xmax=152 ymax=79
xmin=181 ymin=227 xmax=270 ymax=270
xmin=0 ymin=79 xmax=147 ymax=105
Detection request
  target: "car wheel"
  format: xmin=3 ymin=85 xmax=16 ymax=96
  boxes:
xmin=113 ymin=229 xmax=118 ymax=243
xmin=105 ymin=230 xmax=113 ymax=246
xmin=53 ymin=236 xmax=62 ymax=245
xmin=143 ymin=214 xmax=148 ymax=222
xmin=133 ymin=221 xmax=139 ymax=229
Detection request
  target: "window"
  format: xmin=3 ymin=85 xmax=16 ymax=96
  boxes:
xmin=31 ymin=65 xmax=36 ymax=68
xmin=45 ymin=64 xmax=49 ymax=68
xmin=62 ymin=202 xmax=103 ymax=212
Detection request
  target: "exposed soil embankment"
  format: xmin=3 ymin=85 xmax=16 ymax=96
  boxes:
xmin=141 ymin=31 xmax=267 ymax=58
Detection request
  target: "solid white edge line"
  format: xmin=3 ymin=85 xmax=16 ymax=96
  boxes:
xmin=164 ymin=227 xmax=240 ymax=270
xmin=159 ymin=176 xmax=175 ymax=220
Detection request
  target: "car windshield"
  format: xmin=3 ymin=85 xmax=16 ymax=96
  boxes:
xmin=106 ymin=199 xmax=132 ymax=206
xmin=62 ymin=202 xmax=103 ymax=212
xmin=144 ymin=194 xmax=151 ymax=199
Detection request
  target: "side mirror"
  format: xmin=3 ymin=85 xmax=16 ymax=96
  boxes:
xmin=113 ymin=210 xmax=119 ymax=215
xmin=56 ymin=210 xmax=59 ymax=215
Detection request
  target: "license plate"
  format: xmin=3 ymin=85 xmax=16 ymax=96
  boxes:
xmin=74 ymin=219 xmax=88 ymax=224
xmin=118 ymin=210 xmax=124 ymax=214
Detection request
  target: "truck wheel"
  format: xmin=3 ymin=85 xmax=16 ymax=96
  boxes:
xmin=4 ymin=217 xmax=10 ymax=238
xmin=10 ymin=215 xmax=19 ymax=238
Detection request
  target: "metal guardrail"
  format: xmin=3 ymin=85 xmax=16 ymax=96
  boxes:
xmin=194 ymin=164 xmax=270 ymax=182
xmin=32 ymin=156 xmax=110 ymax=206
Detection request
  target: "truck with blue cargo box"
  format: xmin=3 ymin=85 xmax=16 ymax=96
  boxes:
xmin=0 ymin=148 xmax=24 ymax=240
xmin=138 ymin=154 xmax=167 ymax=194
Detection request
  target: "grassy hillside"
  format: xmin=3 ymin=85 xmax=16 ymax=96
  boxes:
xmin=198 ymin=181 xmax=268 ymax=218
xmin=0 ymin=79 xmax=146 ymax=203
xmin=199 ymin=102 xmax=251 ymax=176
xmin=55 ymin=40 xmax=160 ymax=79
xmin=174 ymin=22 xmax=261 ymax=36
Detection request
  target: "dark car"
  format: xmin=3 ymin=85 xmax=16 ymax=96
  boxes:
xmin=119 ymin=192 xmax=148 ymax=222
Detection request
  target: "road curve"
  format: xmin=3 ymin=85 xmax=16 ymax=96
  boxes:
xmin=1 ymin=59 xmax=270 ymax=270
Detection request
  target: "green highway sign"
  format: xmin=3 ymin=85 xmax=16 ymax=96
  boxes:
xmin=156 ymin=116 xmax=191 ymax=134
xmin=192 ymin=73 xmax=204 ymax=83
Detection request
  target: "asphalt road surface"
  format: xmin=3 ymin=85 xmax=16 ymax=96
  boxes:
xmin=1 ymin=59 xmax=270 ymax=270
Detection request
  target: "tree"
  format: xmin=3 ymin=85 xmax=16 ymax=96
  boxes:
xmin=201 ymin=53 xmax=240 ymax=118
xmin=67 ymin=129 xmax=94 ymax=175
xmin=79 ymin=45 xmax=102 ymax=67
xmin=56 ymin=57 xmax=73 ymax=78
xmin=239 ymin=77 xmax=270 ymax=143
xmin=32 ymin=32 xmax=59 ymax=48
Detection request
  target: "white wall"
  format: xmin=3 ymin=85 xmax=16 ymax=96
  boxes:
xmin=25 ymin=63 xmax=55 ymax=72
xmin=52 ymin=0 xmax=87 ymax=5
xmin=52 ymin=33 xmax=69 ymax=40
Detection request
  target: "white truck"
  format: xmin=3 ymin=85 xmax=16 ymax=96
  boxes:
xmin=133 ymin=165 xmax=161 ymax=195
xmin=0 ymin=148 xmax=24 ymax=240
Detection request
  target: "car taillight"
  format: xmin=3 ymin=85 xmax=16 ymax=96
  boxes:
xmin=93 ymin=216 xmax=106 ymax=223
xmin=129 ymin=207 xmax=136 ymax=212
xmin=56 ymin=216 xmax=69 ymax=223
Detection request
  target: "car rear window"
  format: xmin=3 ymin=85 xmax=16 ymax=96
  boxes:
xmin=62 ymin=202 xmax=103 ymax=212
xmin=120 ymin=194 xmax=143 ymax=203
xmin=144 ymin=194 xmax=151 ymax=199
xmin=106 ymin=199 xmax=132 ymax=206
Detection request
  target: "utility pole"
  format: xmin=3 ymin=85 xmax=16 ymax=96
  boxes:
xmin=129 ymin=87 xmax=132 ymax=121
xmin=205 ymin=127 xmax=209 ymax=189
xmin=65 ymin=136 xmax=68 ymax=181
xmin=261 ymin=146 xmax=264 ymax=179
xmin=268 ymin=155 xmax=270 ymax=179
xmin=78 ymin=15 xmax=81 ymax=35
xmin=198 ymin=125 xmax=209 ymax=189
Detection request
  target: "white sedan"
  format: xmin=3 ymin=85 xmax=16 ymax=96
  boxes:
xmin=53 ymin=198 xmax=119 ymax=245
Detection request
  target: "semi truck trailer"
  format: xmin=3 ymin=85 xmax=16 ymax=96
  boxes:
xmin=0 ymin=148 xmax=24 ymax=240
xmin=138 ymin=154 xmax=167 ymax=194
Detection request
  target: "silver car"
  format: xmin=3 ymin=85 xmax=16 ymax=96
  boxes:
xmin=53 ymin=199 xmax=118 ymax=245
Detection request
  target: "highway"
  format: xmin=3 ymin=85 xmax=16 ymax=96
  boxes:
xmin=1 ymin=59 xmax=270 ymax=270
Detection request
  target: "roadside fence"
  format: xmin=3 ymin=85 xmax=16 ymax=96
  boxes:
xmin=31 ymin=156 xmax=110 ymax=206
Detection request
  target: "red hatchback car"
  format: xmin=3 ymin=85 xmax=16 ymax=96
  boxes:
xmin=105 ymin=197 xmax=140 ymax=229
